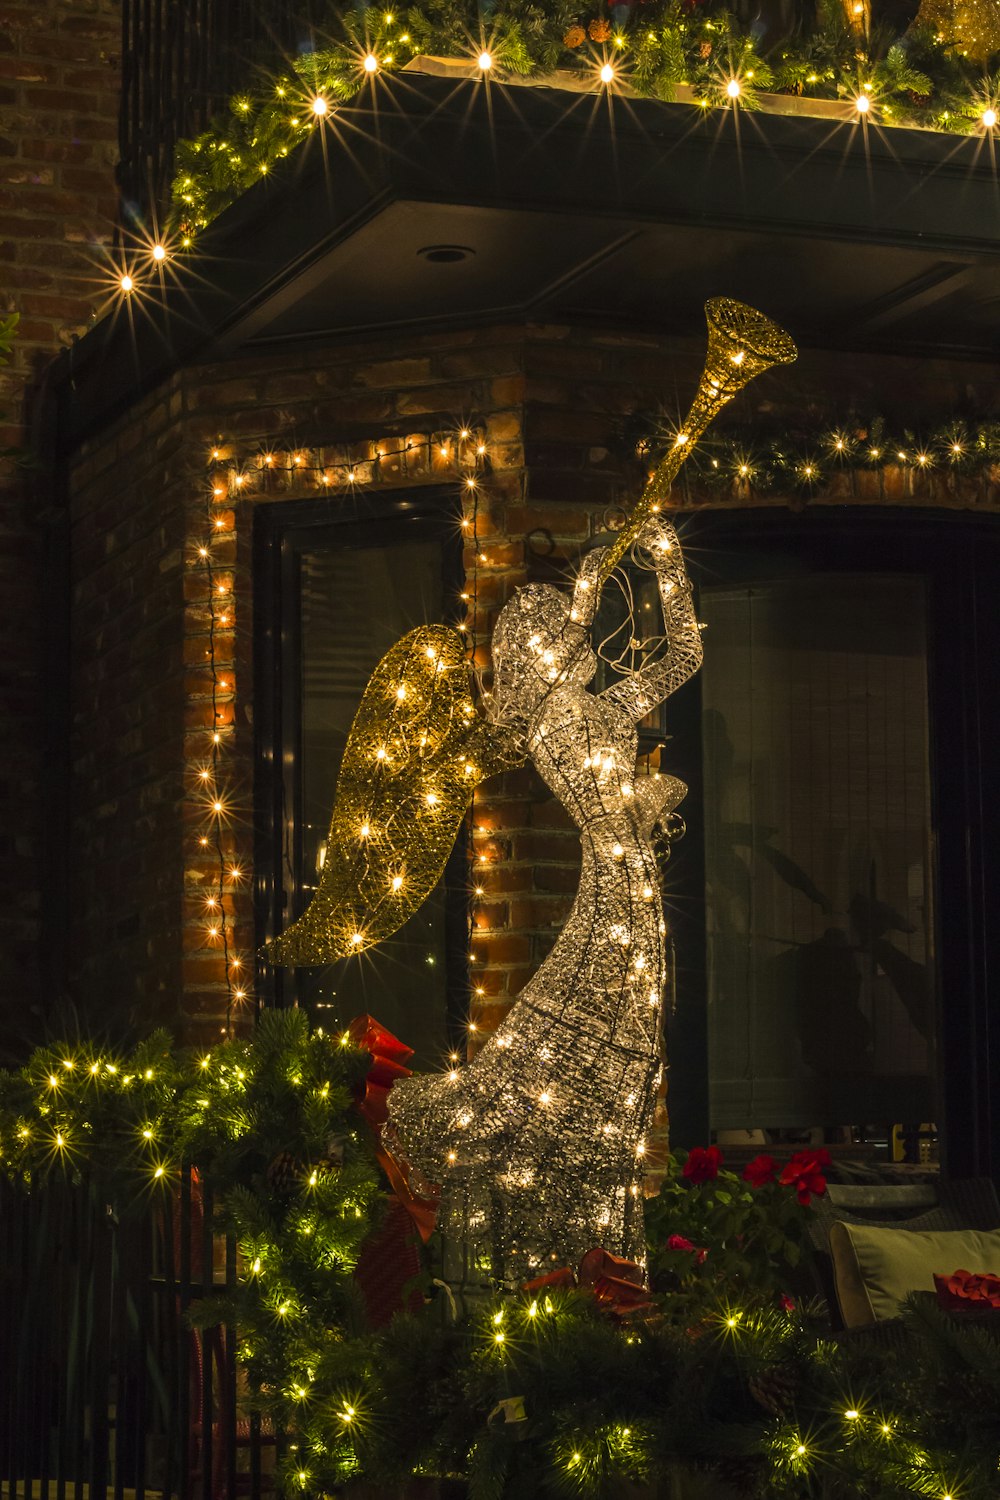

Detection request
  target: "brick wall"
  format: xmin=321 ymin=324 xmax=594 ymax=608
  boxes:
xmin=64 ymin=317 xmax=1000 ymax=1049
xmin=0 ymin=0 xmax=119 ymax=1040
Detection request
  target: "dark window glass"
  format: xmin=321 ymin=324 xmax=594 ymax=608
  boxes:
xmin=699 ymin=575 xmax=935 ymax=1152
xmin=256 ymin=496 xmax=464 ymax=1070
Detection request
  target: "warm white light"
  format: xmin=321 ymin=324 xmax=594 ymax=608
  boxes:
xmin=726 ymin=78 xmax=741 ymax=98
xmin=311 ymin=95 xmax=328 ymax=116
xmin=477 ymin=51 xmax=492 ymax=70
xmin=363 ymin=53 xmax=378 ymax=73
xmin=982 ymin=107 xmax=998 ymax=128
xmin=391 ymin=875 xmax=404 ymax=890
xmin=599 ymin=63 xmax=615 ymax=85
xmin=151 ymin=244 xmax=166 ymax=262
xmin=855 ymin=93 xmax=870 ymax=113
xmin=120 ymin=273 xmax=134 ymax=293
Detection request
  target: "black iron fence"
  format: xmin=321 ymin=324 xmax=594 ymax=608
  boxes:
xmin=0 ymin=1167 xmax=277 ymax=1500
xmin=117 ymin=0 xmax=329 ymax=225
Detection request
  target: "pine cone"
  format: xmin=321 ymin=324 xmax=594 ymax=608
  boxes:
xmin=748 ymin=1362 xmax=800 ymax=1418
xmin=266 ymin=1149 xmax=302 ymax=1195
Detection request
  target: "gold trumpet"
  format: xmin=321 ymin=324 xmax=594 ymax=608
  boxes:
xmin=598 ymin=298 xmax=797 ymax=584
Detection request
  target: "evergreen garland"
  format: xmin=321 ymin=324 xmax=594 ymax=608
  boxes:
xmin=622 ymin=410 xmax=1000 ymax=501
xmin=163 ymin=1 xmax=1000 ymax=241
xmin=0 ymin=1010 xmax=385 ymax=1493
xmin=2 ymin=1017 xmax=999 ymax=1497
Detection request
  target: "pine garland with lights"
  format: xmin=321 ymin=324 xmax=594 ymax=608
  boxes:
xmin=2 ymin=1014 xmax=1000 ymax=1495
xmin=162 ymin=1 xmax=1000 ymax=242
xmin=0 ymin=1009 xmax=386 ymax=1493
xmin=624 ymin=410 xmax=1000 ymax=502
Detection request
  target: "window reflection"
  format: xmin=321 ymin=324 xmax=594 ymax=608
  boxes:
xmin=700 ymin=575 xmax=935 ymax=1158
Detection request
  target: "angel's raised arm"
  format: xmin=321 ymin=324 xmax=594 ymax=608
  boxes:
xmin=599 ymin=517 xmax=703 ymax=722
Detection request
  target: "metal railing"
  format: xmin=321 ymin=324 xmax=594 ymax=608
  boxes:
xmin=117 ymin=0 xmax=326 ymax=225
xmin=0 ymin=1167 xmax=277 ymax=1500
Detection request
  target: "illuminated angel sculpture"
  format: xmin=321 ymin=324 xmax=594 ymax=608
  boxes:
xmin=267 ymin=299 xmax=797 ymax=1279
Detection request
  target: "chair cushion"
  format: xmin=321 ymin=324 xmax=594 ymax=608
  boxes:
xmin=829 ymin=1221 xmax=1000 ymax=1327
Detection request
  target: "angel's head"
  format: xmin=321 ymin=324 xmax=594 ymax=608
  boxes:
xmin=490 ymin=548 xmax=606 ymax=728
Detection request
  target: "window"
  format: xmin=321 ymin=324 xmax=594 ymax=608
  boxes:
xmin=255 ymin=492 xmax=466 ymax=1067
xmin=700 ymin=574 xmax=935 ymax=1147
xmin=663 ymin=508 xmax=1000 ymax=1177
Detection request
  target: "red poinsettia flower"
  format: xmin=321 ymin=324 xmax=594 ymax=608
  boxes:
xmin=683 ymin=1145 xmax=723 ymax=1184
xmin=667 ymin=1233 xmax=708 ymax=1265
xmin=779 ymin=1148 xmax=831 ymax=1205
xmin=742 ymin=1153 xmax=778 ymax=1188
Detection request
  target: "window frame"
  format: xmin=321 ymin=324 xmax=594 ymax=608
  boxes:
xmin=664 ymin=506 xmax=1000 ymax=1181
xmin=252 ymin=487 xmax=471 ymax=1051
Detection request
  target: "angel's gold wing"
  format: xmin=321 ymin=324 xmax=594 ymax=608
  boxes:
xmin=265 ymin=624 xmax=523 ymax=966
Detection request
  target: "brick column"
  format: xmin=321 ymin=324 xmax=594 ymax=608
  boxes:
xmin=0 ymin=0 xmax=120 ymax=1028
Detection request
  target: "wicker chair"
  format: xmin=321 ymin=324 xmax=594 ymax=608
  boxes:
xmin=808 ymin=1176 xmax=1000 ymax=1334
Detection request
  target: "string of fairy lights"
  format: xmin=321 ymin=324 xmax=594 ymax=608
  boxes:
xmin=101 ymin=26 xmax=1000 ymax=295
xmin=190 ymin=427 xmax=495 ymax=1037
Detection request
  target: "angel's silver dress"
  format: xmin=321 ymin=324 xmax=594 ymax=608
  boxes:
xmin=387 ymin=677 xmax=685 ymax=1279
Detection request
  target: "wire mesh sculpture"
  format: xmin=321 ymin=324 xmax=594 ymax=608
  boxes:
xmin=386 ymin=518 xmax=702 ymax=1281
xmin=267 ymin=298 xmax=797 ymax=1280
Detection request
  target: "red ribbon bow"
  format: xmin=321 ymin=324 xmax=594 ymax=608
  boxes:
xmin=934 ymin=1267 xmax=1000 ymax=1311
xmin=524 ymin=1248 xmax=654 ymax=1320
xmin=348 ymin=1014 xmax=439 ymax=1243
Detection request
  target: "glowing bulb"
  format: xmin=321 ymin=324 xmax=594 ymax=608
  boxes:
xmin=477 ymin=50 xmax=493 ymax=70
xmin=311 ymin=95 xmax=328 ymax=116
xmin=151 ymin=244 xmax=166 ymax=261
xmin=391 ymin=875 xmax=403 ymax=890
xmin=983 ymin=107 xmax=998 ymax=128
xmin=600 ymin=63 xmax=615 ymax=84
xmin=120 ymin=273 xmax=134 ymax=293
xmin=796 ymin=1444 xmax=807 ymax=1455
xmin=855 ymin=94 xmax=870 ymax=113
xmin=845 ymin=1409 xmax=860 ymax=1420
xmin=726 ymin=78 xmax=741 ymax=98
xmin=350 ymin=932 xmax=363 ymax=946
xmin=539 ymin=1090 xmax=551 ymax=1105
xmin=363 ymin=53 xmax=378 ymax=72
